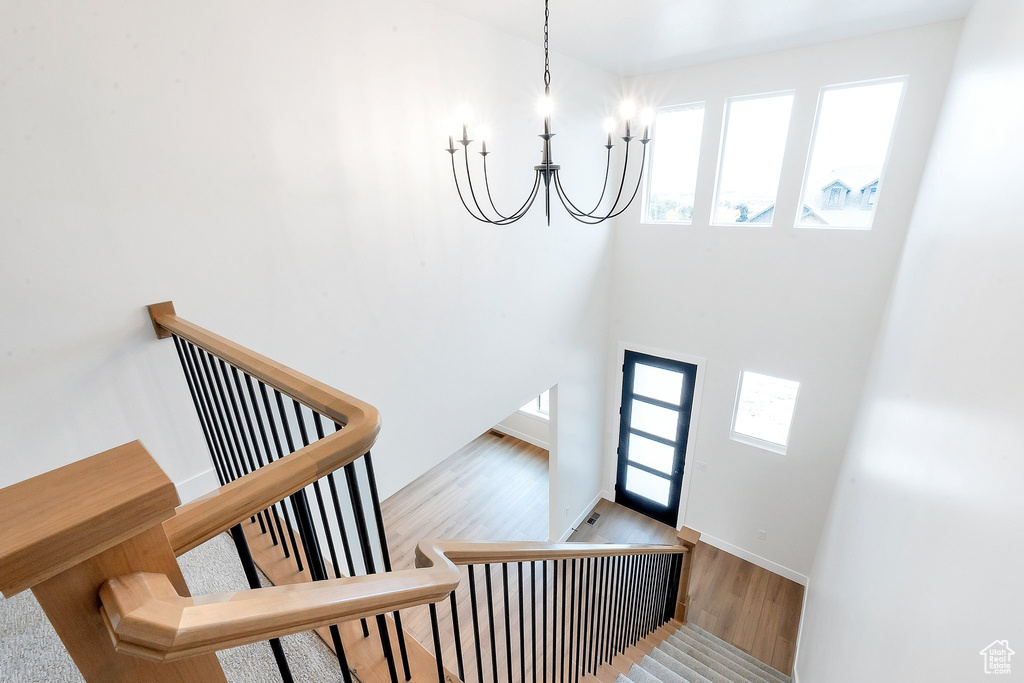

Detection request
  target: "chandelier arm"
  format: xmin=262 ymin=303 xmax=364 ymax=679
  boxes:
xmin=483 ymin=155 xmax=539 ymax=221
xmin=554 ymin=147 xmax=613 ymax=217
xmin=482 ymin=155 xmax=510 ymax=218
xmin=450 ymin=154 xmax=499 ymax=224
xmin=451 ymin=153 xmax=541 ymax=225
xmin=463 ymin=145 xmax=501 ymax=222
xmin=554 ymin=145 xmax=648 ymax=224
xmin=557 ymin=141 xmax=631 ymax=219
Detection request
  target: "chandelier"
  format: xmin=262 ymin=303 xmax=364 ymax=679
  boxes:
xmin=445 ymin=0 xmax=652 ymax=225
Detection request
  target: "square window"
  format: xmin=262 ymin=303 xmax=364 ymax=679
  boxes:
xmin=797 ymin=77 xmax=906 ymax=229
xmin=713 ymin=92 xmax=794 ymax=225
xmin=730 ymin=371 xmax=799 ymax=453
xmin=643 ymin=103 xmax=705 ymax=224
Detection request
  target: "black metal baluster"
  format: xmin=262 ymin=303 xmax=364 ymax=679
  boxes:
xmin=579 ymin=558 xmax=590 ymax=677
xmin=566 ymin=559 xmax=576 ymax=683
xmin=468 ymin=565 xmax=485 ymax=683
xmin=245 ymin=375 xmax=291 ymax=557
xmin=623 ymin=555 xmax=635 ymax=649
xmin=614 ymin=556 xmax=627 ymax=655
xmin=229 ymin=524 xmax=294 ymax=682
xmin=559 ymin=559 xmax=567 ymax=683
xmin=517 ymin=563 xmax=525 ymax=683
xmin=530 ymin=562 xmax=536 ymax=683
xmin=430 ymin=602 xmax=445 ymax=683
xmin=574 ymin=558 xmax=586 ymax=683
xmin=631 ymin=556 xmax=642 ymax=645
xmin=315 ymin=415 xmax=368 ymax=637
xmin=668 ymin=553 xmax=683 ymax=623
xmin=598 ymin=557 xmax=606 ymax=671
xmin=339 ymin=451 xmax=399 ymax=683
xmin=364 ymin=452 xmax=412 ymax=681
xmin=485 ymin=564 xmax=499 ymax=683
xmin=198 ymin=349 xmax=246 ymax=482
xmin=542 ymin=561 xmax=548 ymax=683
xmin=502 ymin=564 xmax=513 ymax=683
xmin=232 ymin=367 xmax=278 ymax=543
xmin=187 ymin=343 xmax=240 ymax=481
xmin=643 ymin=555 xmax=654 ymax=638
xmin=293 ymin=403 xmax=344 ymax=580
xmin=588 ymin=557 xmax=599 ymax=672
xmin=258 ymin=381 xmax=303 ymax=570
xmin=450 ymin=589 xmax=466 ymax=682
xmin=172 ymin=337 xmax=228 ymax=486
xmin=594 ymin=556 xmax=603 ymax=671
xmin=215 ymin=359 xmax=263 ymax=530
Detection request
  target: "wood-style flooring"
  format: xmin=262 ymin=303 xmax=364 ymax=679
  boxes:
xmin=569 ymin=499 xmax=803 ymax=675
xmin=381 ymin=430 xmax=549 ymax=678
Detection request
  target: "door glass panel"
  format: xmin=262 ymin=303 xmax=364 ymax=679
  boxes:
xmin=627 ymin=432 xmax=675 ymax=474
xmin=630 ymin=400 xmax=679 ymax=441
xmin=625 ymin=466 xmax=670 ymax=506
xmin=633 ymin=363 xmax=685 ymax=405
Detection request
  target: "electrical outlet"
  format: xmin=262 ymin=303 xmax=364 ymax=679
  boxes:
xmin=757 ymin=529 xmax=767 ymax=541
xmin=695 ymin=461 xmax=707 ymax=472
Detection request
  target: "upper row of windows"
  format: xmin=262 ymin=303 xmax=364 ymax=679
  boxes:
xmin=643 ymin=76 xmax=907 ymax=230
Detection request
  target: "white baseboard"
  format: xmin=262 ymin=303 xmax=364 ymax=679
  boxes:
xmin=558 ymin=489 xmax=611 ymax=541
xmin=492 ymin=424 xmax=549 ymax=450
xmin=790 ymin=576 xmax=811 ymax=681
xmin=697 ymin=532 xmax=809 ymax=586
xmin=175 ymin=467 xmax=219 ymax=504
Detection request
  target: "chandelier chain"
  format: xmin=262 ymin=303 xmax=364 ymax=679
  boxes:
xmin=543 ymin=0 xmax=550 ymax=89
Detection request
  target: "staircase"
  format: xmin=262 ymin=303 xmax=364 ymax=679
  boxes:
xmin=0 ymin=302 xmax=709 ymax=683
xmin=591 ymin=621 xmax=791 ymax=683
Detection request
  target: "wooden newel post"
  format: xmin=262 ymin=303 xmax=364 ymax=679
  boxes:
xmin=674 ymin=527 xmax=700 ymax=623
xmin=0 ymin=442 xmax=226 ymax=682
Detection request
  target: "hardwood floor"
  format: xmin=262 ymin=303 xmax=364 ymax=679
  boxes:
xmin=568 ymin=499 xmax=803 ymax=675
xmin=381 ymin=430 xmax=549 ymax=677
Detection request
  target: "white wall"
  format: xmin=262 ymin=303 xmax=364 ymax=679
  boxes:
xmin=798 ymin=0 xmax=1024 ymax=679
xmin=604 ymin=23 xmax=962 ymax=580
xmin=495 ymin=410 xmax=550 ymax=450
xmin=0 ymin=0 xmax=616 ymax=534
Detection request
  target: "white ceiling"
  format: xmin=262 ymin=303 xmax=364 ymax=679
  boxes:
xmin=423 ymin=0 xmax=974 ymax=76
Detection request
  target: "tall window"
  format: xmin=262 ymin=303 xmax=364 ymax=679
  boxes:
xmin=643 ymin=103 xmax=705 ymax=224
xmin=798 ymin=77 xmax=906 ymax=229
xmin=713 ymin=91 xmax=794 ymax=225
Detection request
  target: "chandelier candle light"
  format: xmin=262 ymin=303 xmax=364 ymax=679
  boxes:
xmin=446 ymin=0 xmax=652 ymax=225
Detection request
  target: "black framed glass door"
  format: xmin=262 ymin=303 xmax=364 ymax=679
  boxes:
xmin=614 ymin=350 xmax=698 ymax=527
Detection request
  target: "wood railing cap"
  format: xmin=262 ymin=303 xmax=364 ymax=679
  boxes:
xmin=676 ymin=526 xmax=700 ymax=549
xmin=0 ymin=441 xmax=180 ymax=597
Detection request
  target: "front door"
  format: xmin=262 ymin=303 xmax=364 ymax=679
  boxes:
xmin=614 ymin=350 xmax=697 ymax=527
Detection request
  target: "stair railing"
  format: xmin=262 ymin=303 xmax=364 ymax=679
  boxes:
xmin=0 ymin=304 xmax=701 ymax=683
xmin=148 ymin=301 xmax=409 ymax=683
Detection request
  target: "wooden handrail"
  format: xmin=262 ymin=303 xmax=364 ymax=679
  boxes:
xmin=147 ymin=302 xmax=382 ymax=555
xmin=101 ymin=539 xmax=690 ymax=661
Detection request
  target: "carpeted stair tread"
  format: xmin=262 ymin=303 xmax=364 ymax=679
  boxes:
xmin=649 ymin=648 xmax=713 ymax=683
xmin=656 ymin=640 xmax=733 ymax=683
xmin=666 ymin=633 xmax=772 ymax=683
xmin=637 ymin=653 xmax=689 ymax=683
xmin=628 ymin=662 xmax=669 ymax=683
xmin=683 ymin=624 xmax=791 ymax=683
xmin=615 ymin=675 xmax=635 ymax=683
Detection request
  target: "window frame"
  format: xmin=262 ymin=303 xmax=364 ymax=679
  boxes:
xmin=518 ymin=389 xmax=550 ymax=421
xmin=729 ymin=370 xmax=801 ymax=455
xmin=640 ymin=100 xmax=707 ymax=226
xmin=795 ymin=75 xmax=909 ymax=231
xmin=710 ymin=89 xmax=796 ymax=228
